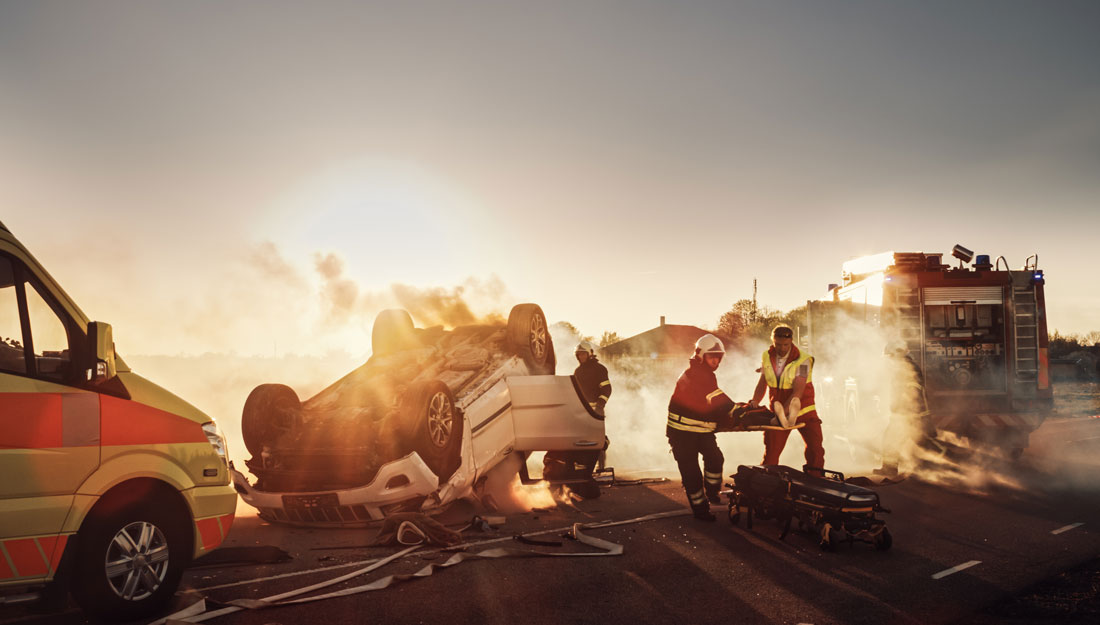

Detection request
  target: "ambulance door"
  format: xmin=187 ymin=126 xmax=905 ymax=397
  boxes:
xmin=0 ymin=254 xmax=100 ymax=582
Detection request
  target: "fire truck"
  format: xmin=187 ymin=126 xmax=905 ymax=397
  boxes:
xmin=806 ymin=245 xmax=1052 ymax=457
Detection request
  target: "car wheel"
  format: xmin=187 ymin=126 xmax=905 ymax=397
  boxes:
xmin=507 ymin=304 xmax=556 ymax=374
xmin=241 ymin=383 xmax=301 ymax=457
xmin=372 ymin=309 xmax=419 ymax=357
xmin=71 ymin=501 xmax=189 ymax=620
xmin=401 ymin=380 xmax=463 ymax=480
xmin=874 ymin=526 xmax=893 ymax=551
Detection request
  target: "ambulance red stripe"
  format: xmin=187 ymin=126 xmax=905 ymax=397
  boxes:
xmin=101 ymin=395 xmax=207 ymax=446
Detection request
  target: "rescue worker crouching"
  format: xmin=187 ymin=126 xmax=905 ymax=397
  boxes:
xmin=543 ymin=341 xmax=612 ymax=499
xmin=667 ymin=334 xmax=735 ymax=522
xmin=751 ymin=325 xmax=825 ymax=475
xmin=875 ymin=340 xmax=936 ymax=477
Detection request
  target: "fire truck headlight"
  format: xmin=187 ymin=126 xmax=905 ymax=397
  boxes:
xmin=202 ymin=421 xmax=228 ymax=466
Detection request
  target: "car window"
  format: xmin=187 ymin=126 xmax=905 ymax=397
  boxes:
xmin=0 ymin=256 xmax=27 ymax=374
xmin=26 ymin=279 xmax=72 ymax=381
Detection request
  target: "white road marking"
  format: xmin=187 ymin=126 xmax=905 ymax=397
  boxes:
xmin=1052 ymin=522 xmax=1084 ymax=535
xmin=932 ymin=560 xmax=981 ymax=580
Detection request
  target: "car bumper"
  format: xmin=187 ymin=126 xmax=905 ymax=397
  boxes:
xmin=231 ymin=453 xmax=446 ymax=527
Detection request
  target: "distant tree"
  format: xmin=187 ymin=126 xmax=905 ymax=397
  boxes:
xmin=716 ymin=301 xmax=809 ymax=344
xmin=598 ymin=331 xmax=621 ymax=347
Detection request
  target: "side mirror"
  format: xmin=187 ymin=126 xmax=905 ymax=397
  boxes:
xmin=87 ymin=321 xmax=117 ymax=383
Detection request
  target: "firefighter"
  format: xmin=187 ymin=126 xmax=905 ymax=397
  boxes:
xmin=875 ymin=340 xmax=935 ymax=477
xmin=750 ymin=325 xmax=825 ymax=474
xmin=667 ymin=334 xmax=735 ymax=521
xmin=543 ymin=341 xmax=611 ymax=499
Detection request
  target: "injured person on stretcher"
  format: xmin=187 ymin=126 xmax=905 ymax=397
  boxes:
xmin=715 ymin=401 xmax=806 ymax=432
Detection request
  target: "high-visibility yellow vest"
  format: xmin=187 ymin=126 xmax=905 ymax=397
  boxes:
xmin=761 ymin=349 xmax=816 ymax=417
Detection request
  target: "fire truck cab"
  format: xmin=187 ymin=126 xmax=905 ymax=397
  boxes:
xmin=0 ymin=221 xmax=237 ymax=619
xmin=807 ymin=246 xmax=1052 ymax=456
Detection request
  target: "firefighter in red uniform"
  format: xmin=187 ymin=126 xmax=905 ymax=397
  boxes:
xmin=750 ymin=325 xmax=825 ymax=474
xmin=667 ymin=334 xmax=735 ymax=521
xmin=544 ymin=341 xmax=611 ymax=498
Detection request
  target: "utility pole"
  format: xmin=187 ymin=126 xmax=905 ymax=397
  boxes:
xmin=752 ymin=278 xmax=758 ymax=324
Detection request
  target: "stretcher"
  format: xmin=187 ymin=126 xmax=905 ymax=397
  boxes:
xmin=724 ymin=464 xmax=892 ymax=551
xmin=715 ymin=403 xmax=807 ymax=432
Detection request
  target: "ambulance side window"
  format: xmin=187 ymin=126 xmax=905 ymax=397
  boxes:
xmin=25 ymin=281 xmax=72 ymax=382
xmin=0 ymin=256 xmax=27 ymax=374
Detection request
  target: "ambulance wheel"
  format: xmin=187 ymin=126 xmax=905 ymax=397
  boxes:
xmin=372 ymin=309 xmax=419 ymax=356
xmin=72 ymin=501 xmax=189 ymax=620
xmin=507 ymin=304 xmax=556 ymax=374
xmin=241 ymin=383 xmax=301 ymax=457
xmin=874 ymin=527 xmax=893 ymax=551
xmin=401 ymin=380 xmax=463 ymax=481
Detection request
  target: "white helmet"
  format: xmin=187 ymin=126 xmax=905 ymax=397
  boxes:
xmin=694 ymin=334 xmax=725 ymax=359
xmin=575 ymin=341 xmax=596 ymax=357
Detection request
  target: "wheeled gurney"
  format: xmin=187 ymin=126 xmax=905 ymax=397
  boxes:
xmin=724 ymin=464 xmax=892 ymax=551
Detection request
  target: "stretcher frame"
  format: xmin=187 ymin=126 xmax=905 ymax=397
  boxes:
xmin=723 ymin=464 xmax=893 ymax=551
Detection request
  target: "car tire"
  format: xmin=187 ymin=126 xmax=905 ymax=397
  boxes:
xmin=71 ymin=500 xmax=190 ymax=621
xmin=372 ymin=309 xmax=419 ymax=357
xmin=241 ymin=383 xmax=301 ymax=457
xmin=507 ymin=304 xmax=555 ymax=374
xmin=401 ymin=380 xmax=463 ymax=481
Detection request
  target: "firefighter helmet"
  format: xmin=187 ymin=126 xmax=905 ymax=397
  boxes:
xmin=575 ymin=341 xmax=596 ymax=357
xmin=694 ymin=334 xmax=725 ymax=359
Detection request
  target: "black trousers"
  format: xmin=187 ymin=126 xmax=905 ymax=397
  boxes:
xmin=667 ymin=427 xmax=724 ymax=505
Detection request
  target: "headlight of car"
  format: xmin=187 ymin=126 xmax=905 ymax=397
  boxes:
xmin=202 ymin=421 xmax=228 ymax=467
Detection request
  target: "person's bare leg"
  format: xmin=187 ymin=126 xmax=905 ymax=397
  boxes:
xmin=787 ymin=398 xmax=801 ymax=427
xmin=773 ymin=401 xmax=788 ymax=428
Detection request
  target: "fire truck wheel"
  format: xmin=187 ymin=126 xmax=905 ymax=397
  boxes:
xmin=241 ymin=383 xmax=301 ymax=457
xmin=372 ymin=309 xmax=419 ymax=356
xmin=507 ymin=304 xmax=556 ymax=374
xmin=402 ymin=380 xmax=463 ymax=481
xmin=71 ymin=501 xmax=189 ymax=620
xmin=874 ymin=527 xmax=893 ymax=551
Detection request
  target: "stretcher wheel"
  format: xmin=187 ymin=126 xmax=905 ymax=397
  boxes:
xmin=727 ymin=504 xmax=740 ymax=526
xmin=874 ymin=527 xmax=893 ymax=551
xmin=819 ymin=523 xmax=842 ymax=552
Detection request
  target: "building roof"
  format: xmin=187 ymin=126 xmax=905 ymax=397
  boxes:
xmin=600 ymin=323 xmax=729 ymax=359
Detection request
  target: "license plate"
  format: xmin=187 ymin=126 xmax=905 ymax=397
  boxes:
xmin=282 ymin=493 xmax=339 ymax=509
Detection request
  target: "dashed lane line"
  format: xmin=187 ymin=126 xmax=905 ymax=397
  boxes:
xmin=1052 ymin=522 xmax=1084 ymax=535
xmin=932 ymin=560 xmax=981 ymax=580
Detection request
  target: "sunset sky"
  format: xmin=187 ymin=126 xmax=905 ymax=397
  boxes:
xmin=2 ymin=0 xmax=1098 ymax=358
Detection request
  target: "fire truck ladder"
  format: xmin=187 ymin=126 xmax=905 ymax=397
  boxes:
xmin=894 ymin=287 xmax=922 ymax=352
xmin=1012 ymin=285 xmax=1039 ymax=381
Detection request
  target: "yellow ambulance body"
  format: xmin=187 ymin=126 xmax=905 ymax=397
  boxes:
xmin=0 ymin=221 xmax=236 ymax=619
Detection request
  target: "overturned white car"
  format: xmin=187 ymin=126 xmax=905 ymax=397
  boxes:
xmin=230 ymin=304 xmax=606 ymax=526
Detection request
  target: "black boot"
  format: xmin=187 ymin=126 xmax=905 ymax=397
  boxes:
xmin=691 ymin=502 xmax=716 ymax=522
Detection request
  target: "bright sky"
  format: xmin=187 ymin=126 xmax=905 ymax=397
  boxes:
xmin=2 ymin=0 xmax=1098 ymax=357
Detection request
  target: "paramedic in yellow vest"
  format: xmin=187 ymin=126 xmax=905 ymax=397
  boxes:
xmin=750 ymin=325 xmax=825 ymax=473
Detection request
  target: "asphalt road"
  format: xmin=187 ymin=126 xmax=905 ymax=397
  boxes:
xmin=4 ymin=415 xmax=1099 ymax=625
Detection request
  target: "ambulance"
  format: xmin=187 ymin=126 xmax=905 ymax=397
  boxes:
xmin=0 ymin=221 xmax=237 ymax=619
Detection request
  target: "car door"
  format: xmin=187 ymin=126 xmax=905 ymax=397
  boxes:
xmin=508 ymin=375 xmax=605 ymax=452
xmin=0 ymin=253 xmax=100 ymax=583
